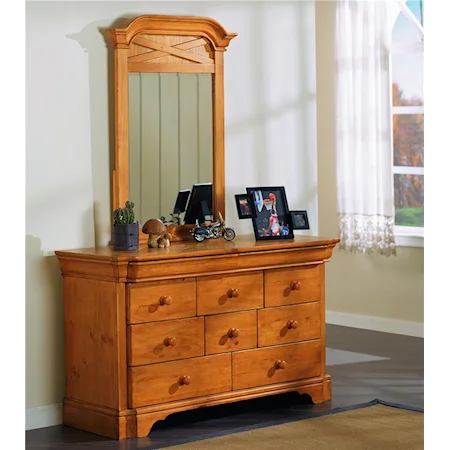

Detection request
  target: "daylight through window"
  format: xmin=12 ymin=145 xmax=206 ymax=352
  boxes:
xmin=391 ymin=0 xmax=424 ymax=234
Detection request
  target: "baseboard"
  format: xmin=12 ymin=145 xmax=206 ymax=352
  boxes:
xmin=26 ymin=403 xmax=62 ymax=431
xmin=326 ymin=311 xmax=423 ymax=338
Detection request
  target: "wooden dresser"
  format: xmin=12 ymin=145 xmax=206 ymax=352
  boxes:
xmin=56 ymin=235 xmax=338 ymax=439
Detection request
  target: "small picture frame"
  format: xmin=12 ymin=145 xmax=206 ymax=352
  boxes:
xmin=246 ymin=187 xmax=294 ymax=240
xmin=235 ymin=194 xmax=253 ymax=219
xmin=291 ymin=210 xmax=310 ymax=230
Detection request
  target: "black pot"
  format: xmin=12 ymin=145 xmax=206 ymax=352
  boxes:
xmin=112 ymin=223 xmax=139 ymax=251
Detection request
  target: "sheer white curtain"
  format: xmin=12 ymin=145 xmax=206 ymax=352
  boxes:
xmin=335 ymin=0 xmax=400 ymax=256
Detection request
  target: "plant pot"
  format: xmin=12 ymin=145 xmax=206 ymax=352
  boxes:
xmin=112 ymin=223 xmax=139 ymax=251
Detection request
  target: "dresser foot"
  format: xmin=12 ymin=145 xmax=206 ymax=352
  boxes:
xmin=63 ymin=401 xmax=137 ymax=439
xmin=136 ymin=412 xmax=169 ymax=438
xmin=296 ymin=374 xmax=331 ymax=404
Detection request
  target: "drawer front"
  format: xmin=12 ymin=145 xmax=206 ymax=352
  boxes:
xmin=128 ymin=317 xmax=204 ymax=366
xmin=197 ymin=272 xmax=263 ymax=315
xmin=258 ymin=303 xmax=321 ymax=347
xmin=128 ymin=278 xmax=196 ymax=324
xmin=205 ymin=311 xmax=257 ymax=355
xmin=232 ymin=341 xmax=321 ymax=390
xmin=264 ymin=265 xmax=321 ymax=307
xmin=128 ymin=354 xmax=231 ymax=408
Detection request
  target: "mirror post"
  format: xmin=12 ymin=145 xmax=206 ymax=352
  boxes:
xmin=212 ymin=51 xmax=225 ymax=220
xmin=114 ymin=46 xmax=129 ymax=211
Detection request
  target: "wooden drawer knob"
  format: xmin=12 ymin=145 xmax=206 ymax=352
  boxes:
xmin=290 ymin=281 xmax=301 ymax=291
xmin=227 ymin=328 xmax=240 ymax=338
xmin=159 ymin=295 xmax=172 ymax=306
xmin=227 ymin=288 xmax=239 ymax=298
xmin=275 ymin=360 xmax=287 ymax=370
xmin=164 ymin=336 xmax=176 ymax=347
xmin=286 ymin=320 xmax=298 ymax=330
xmin=179 ymin=375 xmax=191 ymax=385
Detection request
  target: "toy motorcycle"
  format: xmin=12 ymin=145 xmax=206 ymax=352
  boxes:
xmin=191 ymin=212 xmax=236 ymax=242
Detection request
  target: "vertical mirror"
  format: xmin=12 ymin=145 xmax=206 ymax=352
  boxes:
xmin=107 ymin=15 xmax=236 ymax=241
xmin=128 ymin=73 xmax=213 ymax=225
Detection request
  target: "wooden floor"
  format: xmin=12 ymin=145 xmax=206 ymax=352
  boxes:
xmin=26 ymin=325 xmax=424 ymax=449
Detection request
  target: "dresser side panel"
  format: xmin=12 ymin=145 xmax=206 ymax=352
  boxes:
xmin=64 ymin=276 xmax=126 ymax=410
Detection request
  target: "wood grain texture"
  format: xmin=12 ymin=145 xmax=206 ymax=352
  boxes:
xmin=264 ymin=265 xmax=322 ymax=307
xmin=128 ymin=278 xmax=196 ymax=324
xmin=56 ymin=235 xmax=340 ymax=262
xmin=257 ymin=302 xmax=321 ymax=347
xmin=128 ymin=354 xmax=231 ymax=407
xmin=63 ymin=277 xmax=126 ymax=410
xmin=57 ymin=234 xmax=338 ymax=439
xmin=63 ymin=402 xmax=136 ymax=440
xmin=128 ymin=35 xmax=206 ymax=60
xmin=205 ymin=310 xmax=257 ymax=355
xmin=197 ymin=272 xmax=263 ymax=315
xmin=232 ymin=341 xmax=322 ymax=391
xmin=128 ymin=317 xmax=204 ymax=366
xmin=133 ymin=375 xmax=331 ymax=437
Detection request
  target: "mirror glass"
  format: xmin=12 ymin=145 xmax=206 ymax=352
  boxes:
xmin=128 ymin=72 xmax=213 ymax=225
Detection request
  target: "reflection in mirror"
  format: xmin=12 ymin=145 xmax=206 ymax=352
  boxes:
xmin=128 ymin=73 xmax=213 ymax=225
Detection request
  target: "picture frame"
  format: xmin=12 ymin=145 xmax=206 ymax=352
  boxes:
xmin=291 ymin=210 xmax=310 ymax=230
xmin=246 ymin=187 xmax=294 ymax=240
xmin=235 ymin=194 xmax=253 ymax=219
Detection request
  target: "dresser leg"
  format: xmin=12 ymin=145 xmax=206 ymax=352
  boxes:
xmin=136 ymin=412 xmax=169 ymax=438
xmin=297 ymin=374 xmax=331 ymax=404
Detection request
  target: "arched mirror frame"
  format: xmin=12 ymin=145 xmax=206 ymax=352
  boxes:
xmin=106 ymin=15 xmax=237 ymax=242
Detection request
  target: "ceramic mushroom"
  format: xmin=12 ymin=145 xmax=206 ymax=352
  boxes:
xmin=142 ymin=219 xmax=166 ymax=248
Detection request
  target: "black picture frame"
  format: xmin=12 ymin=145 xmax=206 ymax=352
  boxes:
xmin=246 ymin=187 xmax=294 ymax=240
xmin=291 ymin=210 xmax=310 ymax=230
xmin=235 ymin=194 xmax=253 ymax=219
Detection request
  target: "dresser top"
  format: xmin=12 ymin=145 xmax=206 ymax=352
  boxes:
xmin=55 ymin=235 xmax=339 ymax=262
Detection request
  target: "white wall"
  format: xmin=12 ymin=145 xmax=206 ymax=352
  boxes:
xmin=26 ymin=1 xmax=317 ymax=426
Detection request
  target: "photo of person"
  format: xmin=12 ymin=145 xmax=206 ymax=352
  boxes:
xmin=261 ymin=193 xmax=281 ymax=236
xmin=291 ymin=210 xmax=310 ymax=230
xmin=295 ymin=213 xmax=305 ymax=227
xmin=235 ymin=194 xmax=253 ymax=219
xmin=246 ymin=187 xmax=294 ymax=240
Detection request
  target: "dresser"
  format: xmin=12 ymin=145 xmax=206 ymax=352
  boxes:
xmin=56 ymin=235 xmax=338 ymax=439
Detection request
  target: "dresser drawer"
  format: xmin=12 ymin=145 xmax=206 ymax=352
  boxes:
xmin=205 ymin=311 xmax=257 ymax=355
xmin=232 ymin=341 xmax=321 ymax=390
xmin=258 ymin=303 xmax=321 ymax=347
xmin=128 ymin=317 xmax=204 ymax=366
xmin=264 ymin=265 xmax=321 ymax=307
xmin=197 ymin=272 xmax=263 ymax=315
xmin=128 ymin=278 xmax=196 ymax=324
xmin=128 ymin=354 xmax=231 ymax=408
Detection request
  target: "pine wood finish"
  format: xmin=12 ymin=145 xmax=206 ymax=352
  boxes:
xmin=197 ymin=272 xmax=264 ymax=315
xmin=128 ymin=278 xmax=197 ymax=324
xmin=128 ymin=354 xmax=232 ymax=408
xmin=106 ymin=16 xmax=236 ymax=241
xmin=232 ymin=341 xmax=322 ymax=390
xmin=205 ymin=311 xmax=257 ymax=355
xmin=257 ymin=302 xmax=322 ymax=347
xmin=128 ymin=317 xmax=204 ymax=366
xmin=56 ymin=235 xmax=338 ymax=439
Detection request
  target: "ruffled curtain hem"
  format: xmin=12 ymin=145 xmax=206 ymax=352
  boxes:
xmin=338 ymin=213 xmax=397 ymax=257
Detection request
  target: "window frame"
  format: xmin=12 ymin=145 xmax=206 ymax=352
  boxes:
xmin=389 ymin=2 xmax=424 ymax=248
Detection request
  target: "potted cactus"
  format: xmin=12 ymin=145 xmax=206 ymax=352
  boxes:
xmin=112 ymin=200 xmax=139 ymax=251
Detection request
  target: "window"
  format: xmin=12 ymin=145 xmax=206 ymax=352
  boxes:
xmin=390 ymin=0 xmax=424 ymax=247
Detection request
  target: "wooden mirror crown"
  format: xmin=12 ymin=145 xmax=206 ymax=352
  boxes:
xmin=106 ymin=15 xmax=237 ymax=241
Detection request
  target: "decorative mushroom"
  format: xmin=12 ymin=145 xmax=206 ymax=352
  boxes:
xmin=142 ymin=219 xmax=166 ymax=248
